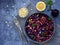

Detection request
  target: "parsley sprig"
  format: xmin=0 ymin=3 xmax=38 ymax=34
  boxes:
xmin=46 ymin=0 xmax=53 ymax=11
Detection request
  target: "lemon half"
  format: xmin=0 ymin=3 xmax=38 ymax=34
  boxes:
xmin=18 ymin=7 xmax=28 ymax=18
xmin=36 ymin=1 xmax=46 ymax=11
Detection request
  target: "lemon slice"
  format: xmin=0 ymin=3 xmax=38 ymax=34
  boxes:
xmin=18 ymin=7 xmax=28 ymax=18
xmin=36 ymin=1 xmax=46 ymax=11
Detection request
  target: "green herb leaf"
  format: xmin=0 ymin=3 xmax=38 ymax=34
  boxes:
xmin=42 ymin=32 xmax=45 ymax=37
xmin=29 ymin=35 xmax=34 ymax=38
xmin=47 ymin=0 xmax=53 ymax=5
xmin=32 ymin=24 xmax=36 ymax=27
xmin=48 ymin=17 xmax=52 ymax=20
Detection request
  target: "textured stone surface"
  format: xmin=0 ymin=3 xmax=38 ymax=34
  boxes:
xmin=0 ymin=0 xmax=60 ymax=45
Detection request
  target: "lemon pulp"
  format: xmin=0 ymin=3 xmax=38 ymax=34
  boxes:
xmin=36 ymin=1 xmax=46 ymax=11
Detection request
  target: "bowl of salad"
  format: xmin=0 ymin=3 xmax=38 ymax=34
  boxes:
xmin=24 ymin=13 xmax=54 ymax=43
